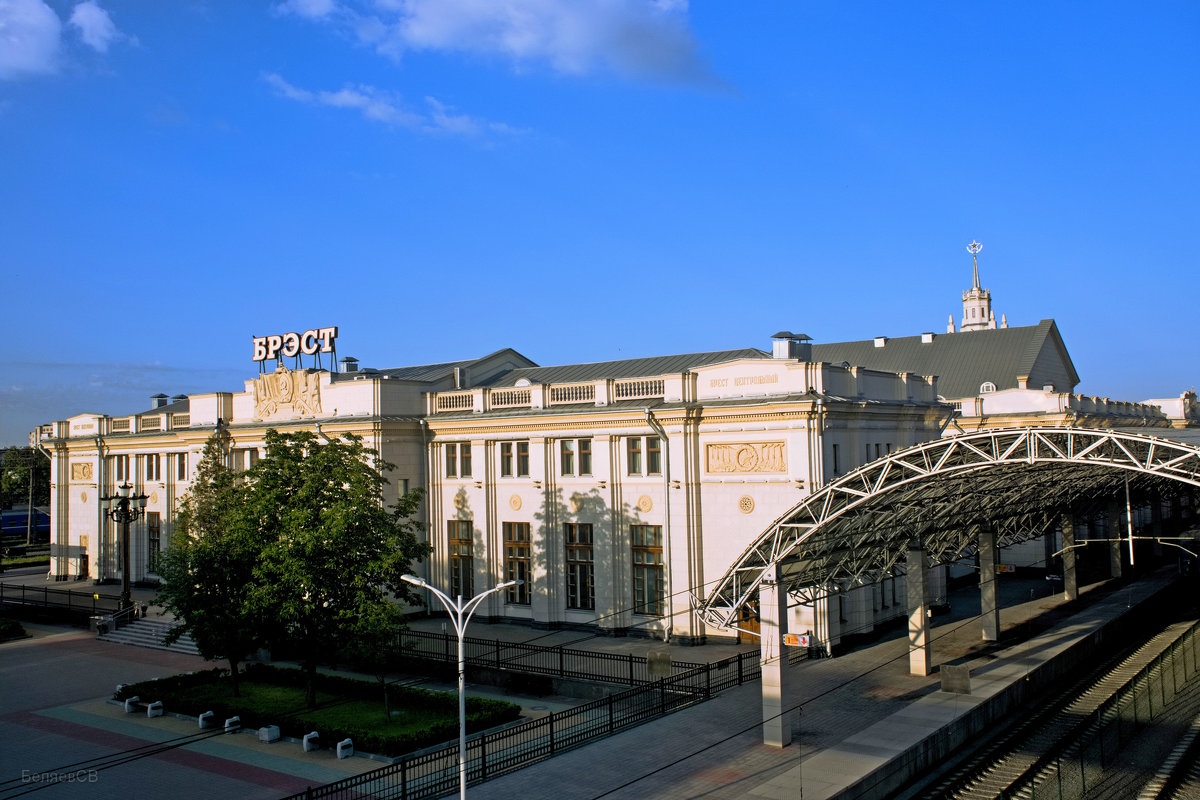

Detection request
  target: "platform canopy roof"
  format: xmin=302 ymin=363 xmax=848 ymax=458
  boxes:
xmin=697 ymin=426 xmax=1200 ymax=631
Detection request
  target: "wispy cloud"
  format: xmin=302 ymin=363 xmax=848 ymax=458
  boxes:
xmin=275 ymin=0 xmax=720 ymax=86
xmin=0 ymin=0 xmax=132 ymax=80
xmin=264 ymin=72 xmax=525 ymax=137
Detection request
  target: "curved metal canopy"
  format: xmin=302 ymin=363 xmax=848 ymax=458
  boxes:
xmin=697 ymin=426 xmax=1200 ymax=631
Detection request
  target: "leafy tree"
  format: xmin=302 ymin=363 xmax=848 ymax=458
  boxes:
xmin=244 ymin=430 xmax=429 ymax=709
xmin=156 ymin=429 xmax=264 ymax=695
xmin=1 ymin=447 xmax=50 ymax=511
xmin=343 ymin=602 xmax=408 ymax=723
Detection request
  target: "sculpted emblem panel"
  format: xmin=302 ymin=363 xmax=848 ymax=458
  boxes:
xmin=706 ymin=442 xmax=786 ymax=474
xmin=70 ymin=462 xmax=93 ymax=482
xmin=253 ymin=366 xmax=322 ymax=421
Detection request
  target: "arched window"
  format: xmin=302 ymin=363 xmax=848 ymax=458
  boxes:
xmin=980 ymin=381 xmax=997 ymax=394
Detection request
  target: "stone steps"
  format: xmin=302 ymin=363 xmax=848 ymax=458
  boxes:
xmin=99 ymin=618 xmax=202 ymax=657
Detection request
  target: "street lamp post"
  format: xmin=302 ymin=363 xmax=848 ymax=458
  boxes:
xmin=402 ymin=574 xmax=520 ymax=800
xmin=100 ymin=481 xmax=149 ymax=612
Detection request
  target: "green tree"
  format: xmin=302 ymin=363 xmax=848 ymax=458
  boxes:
xmin=155 ymin=429 xmax=264 ymax=695
xmin=1 ymin=446 xmax=50 ymax=511
xmin=244 ymin=430 xmax=429 ymax=709
xmin=343 ymin=602 xmax=407 ymax=723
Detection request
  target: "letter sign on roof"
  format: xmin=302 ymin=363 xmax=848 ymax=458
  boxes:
xmin=252 ymin=327 xmax=338 ymax=363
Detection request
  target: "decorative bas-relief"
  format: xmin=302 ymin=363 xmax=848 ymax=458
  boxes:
xmin=706 ymin=442 xmax=787 ymax=474
xmin=70 ymin=462 xmax=93 ymax=482
xmin=253 ymin=366 xmax=322 ymax=421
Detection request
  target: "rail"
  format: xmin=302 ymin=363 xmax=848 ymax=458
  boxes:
xmin=0 ymin=582 xmax=123 ymax=616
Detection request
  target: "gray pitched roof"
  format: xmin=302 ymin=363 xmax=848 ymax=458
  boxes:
xmin=336 ymin=348 xmax=534 ymax=385
xmin=483 ymin=348 xmax=769 ymax=387
xmin=812 ymin=320 xmax=1079 ymax=400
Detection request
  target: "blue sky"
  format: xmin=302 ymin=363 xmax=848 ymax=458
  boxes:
xmin=1 ymin=1 xmax=1197 ymax=446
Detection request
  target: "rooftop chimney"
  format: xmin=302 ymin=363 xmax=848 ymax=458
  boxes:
xmin=151 ymin=393 xmax=169 ymax=408
xmin=873 ymin=336 xmax=887 ymax=348
xmin=339 ymin=356 xmax=359 ymax=374
xmin=771 ymin=331 xmax=813 ymax=361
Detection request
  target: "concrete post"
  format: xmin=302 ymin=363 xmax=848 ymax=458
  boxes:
xmin=980 ymin=526 xmax=1000 ymax=642
xmin=759 ymin=563 xmax=792 ymax=747
xmin=907 ymin=541 xmax=930 ymax=676
xmin=1109 ymin=501 xmax=1124 ymax=579
xmin=1061 ymin=514 xmax=1078 ymax=602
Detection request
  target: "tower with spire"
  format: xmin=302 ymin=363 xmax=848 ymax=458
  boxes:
xmin=948 ymin=240 xmax=1006 ymax=333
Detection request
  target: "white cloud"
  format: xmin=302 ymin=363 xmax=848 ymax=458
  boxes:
xmin=0 ymin=0 xmax=62 ymax=79
xmin=68 ymin=1 xmax=122 ymax=53
xmin=0 ymin=0 xmax=132 ymax=80
xmin=264 ymin=71 xmax=523 ymax=137
xmin=278 ymin=0 xmax=718 ymax=85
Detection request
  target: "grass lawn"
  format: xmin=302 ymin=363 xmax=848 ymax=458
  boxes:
xmin=117 ymin=664 xmax=522 ymax=757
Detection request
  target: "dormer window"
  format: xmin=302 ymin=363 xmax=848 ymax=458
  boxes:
xmin=980 ymin=381 xmax=997 ymax=394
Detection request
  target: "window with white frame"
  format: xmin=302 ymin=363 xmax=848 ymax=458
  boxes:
xmin=565 ymin=523 xmax=594 ymax=610
xmin=980 ymin=381 xmax=997 ymax=393
xmin=176 ymin=452 xmax=187 ymax=481
xmin=627 ymin=436 xmax=661 ymax=476
xmin=500 ymin=441 xmax=529 ymax=477
xmin=631 ymin=524 xmax=664 ymax=616
xmin=146 ymin=454 xmax=161 ymax=482
xmin=560 ymin=438 xmax=592 ymax=476
xmin=113 ymin=454 xmax=130 ymax=483
xmin=448 ymin=520 xmax=474 ymax=599
xmin=503 ymin=522 xmax=531 ymax=605
xmin=445 ymin=442 xmax=472 ymax=478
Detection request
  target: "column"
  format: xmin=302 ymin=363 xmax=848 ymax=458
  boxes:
xmin=759 ymin=563 xmax=792 ymax=747
xmin=980 ymin=526 xmax=1000 ymax=642
xmin=907 ymin=541 xmax=930 ymax=676
xmin=1061 ymin=513 xmax=1078 ymax=602
xmin=1108 ymin=500 xmax=1124 ymax=579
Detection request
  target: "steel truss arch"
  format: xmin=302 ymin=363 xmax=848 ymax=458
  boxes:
xmin=696 ymin=426 xmax=1200 ymax=631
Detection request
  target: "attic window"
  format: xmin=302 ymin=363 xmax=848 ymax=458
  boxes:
xmin=514 ymin=378 xmax=532 ymax=387
xmin=980 ymin=381 xmax=997 ymax=394
xmin=1042 ymin=384 xmax=1055 ymax=392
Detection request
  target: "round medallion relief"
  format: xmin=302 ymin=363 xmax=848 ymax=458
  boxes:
xmin=80 ymin=491 xmax=88 ymax=503
xmin=150 ymin=491 xmax=159 ymax=505
xmin=738 ymin=495 xmax=755 ymax=514
xmin=637 ymin=495 xmax=653 ymax=513
xmin=509 ymin=494 xmax=522 ymax=511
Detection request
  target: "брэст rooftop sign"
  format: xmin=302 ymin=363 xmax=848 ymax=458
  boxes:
xmin=252 ymin=327 xmax=338 ymax=362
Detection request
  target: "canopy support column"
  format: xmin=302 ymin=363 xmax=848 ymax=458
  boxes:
xmin=907 ymin=541 xmax=930 ymax=676
xmin=1061 ymin=513 xmax=1078 ymax=602
xmin=759 ymin=563 xmax=792 ymax=747
xmin=980 ymin=526 xmax=1000 ymax=642
xmin=1109 ymin=500 xmax=1125 ymax=578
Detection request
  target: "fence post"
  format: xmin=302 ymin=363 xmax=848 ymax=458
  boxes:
xmin=628 ymin=653 xmax=635 ymax=685
xmin=608 ymin=693 xmax=615 ymax=733
xmin=479 ymin=733 xmax=487 ymax=781
xmin=549 ymin=714 xmax=556 ymax=755
xmin=401 ymin=756 xmax=408 ymax=800
xmin=496 ymin=638 xmax=501 ymax=671
xmin=659 ymin=679 xmax=666 ymax=715
xmin=706 ymin=662 xmax=712 ymax=699
xmin=559 ymin=645 xmax=565 ymax=677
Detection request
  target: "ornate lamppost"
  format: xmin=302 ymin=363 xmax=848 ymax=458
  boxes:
xmin=101 ymin=481 xmax=148 ymax=612
xmin=401 ymin=574 xmax=520 ymax=800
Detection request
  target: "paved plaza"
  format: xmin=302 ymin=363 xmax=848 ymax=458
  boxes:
xmin=0 ymin=566 xmax=1166 ymax=800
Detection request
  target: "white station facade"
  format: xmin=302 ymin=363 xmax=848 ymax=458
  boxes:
xmin=30 ymin=256 xmax=1199 ymax=645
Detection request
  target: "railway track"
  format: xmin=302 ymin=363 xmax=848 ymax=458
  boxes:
xmin=915 ymin=618 xmax=1199 ymax=800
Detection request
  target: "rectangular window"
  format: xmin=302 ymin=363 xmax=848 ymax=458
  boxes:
xmin=560 ymin=438 xmax=593 ymax=476
xmin=516 ymin=441 xmax=529 ymax=476
xmin=446 ymin=444 xmax=457 ymax=478
xmin=460 ymin=443 xmax=471 ymax=477
xmin=832 ymin=444 xmax=840 ymax=475
xmin=248 ymin=449 xmax=259 ymax=469
xmin=146 ymin=454 xmax=161 ymax=482
xmin=865 ymin=443 xmax=872 ymax=463
xmin=646 ymin=436 xmax=661 ymax=475
xmin=565 ymin=523 xmax=595 ymax=610
xmin=113 ymin=454 xmax=129 ymax=483
xmin=503 ymin=522 xmax=531 ymax=605
xmin=500 ymin=442 xmax=513 ymax=477
xmin=147 ymin=512 xmax=161 ymax=573
xmin=176 ymin=453 xmax=187 ymax=481
xmin=631 ymin=524 xmax=664 ymax=616
xmin=561 ymin=439 xmax=575 ymax=476
xmin=875 ymin=443 xmax=882 ymax=459
xmin=448 ymin=520 xmax=474 ymax=600
xmin=627 ymin=437 xmax=661 ymax=475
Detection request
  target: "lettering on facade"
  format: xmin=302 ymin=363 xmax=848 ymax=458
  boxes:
xmin=708 ymin=374 xmax=780 ymax=390
xmin=252 ymin=327 xmax=338 ymax=363
xmin=73 ymin=423 xmax=94 ymax=432
xmin=70 ymin=463 xmax=93 ymax=482
xmin=252 ymin=366 xmax=322 ymax=421
xmin=706 ymin=442 xmax=787 ymax=474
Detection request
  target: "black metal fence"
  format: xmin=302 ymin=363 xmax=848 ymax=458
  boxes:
xmin=282 ymin=650 xmax=761 ymax=800
xmin=0 ymin=582 xmax=122 ymax=616
xmin=397 ymin=628 xmax=746 ymax=687
xmin=1019 ymin=619 xmax=1200 ymax=800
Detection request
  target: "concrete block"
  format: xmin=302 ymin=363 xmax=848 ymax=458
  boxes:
xmin=224 ymin=716 xmax=240 ymax=733
xmin=336 ymin=738 xmax=353 ymax=759
xmin=198 ymin=711 xmax=214 ymax=729
xmin=147 ymin=701 xmax=164 ymax=718
xmin=941 ymin=664 xmax=971 ymax=694
xmin=123 ymin=696 xmax=140 ymax=713
xmin=258 ymin=725 xmax=281 ymax=743
xmin=303 ymin=731 xmax=319 ymax=752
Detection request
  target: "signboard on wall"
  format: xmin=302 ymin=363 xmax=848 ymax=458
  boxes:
xmin=252 ymin=327 xmax=338 ymax=363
